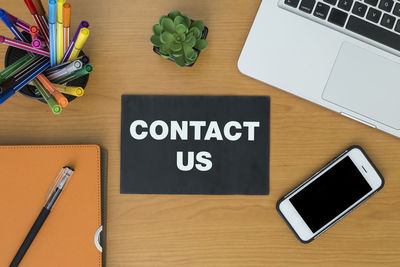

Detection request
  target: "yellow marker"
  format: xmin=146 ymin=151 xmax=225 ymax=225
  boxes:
xmin=68 ymin=28 xmax=89 ymax=61
xmin=56 ymin=0 xmax=65 ymax=64
xmin=53 ymin=84 xmax=84 ymax=97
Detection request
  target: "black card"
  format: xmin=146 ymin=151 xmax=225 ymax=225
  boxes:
xmin=121 ymin=95 xmax=270 ymax=195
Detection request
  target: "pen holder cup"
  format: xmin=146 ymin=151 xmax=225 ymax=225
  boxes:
xmin=4 ymin=45 xmax=89 ymax=104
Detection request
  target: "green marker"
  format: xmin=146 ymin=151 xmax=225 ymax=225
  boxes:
xmin=1 ymin=55 xmax=41 ymax=81
xmin=32 ymin=79 xmax=62 ymax=114
xmin=0 ymin=54 xmax=31 ymax=82
xmin=55 ymin=63 xmax=93 ymax=84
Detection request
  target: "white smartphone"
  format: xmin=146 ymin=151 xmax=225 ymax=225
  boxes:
xmin=277 ymin=146 xmax=384 ymax=243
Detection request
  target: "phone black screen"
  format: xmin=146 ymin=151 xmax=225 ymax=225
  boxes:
xmin=289 ymin=156 xmax=372 ymax=233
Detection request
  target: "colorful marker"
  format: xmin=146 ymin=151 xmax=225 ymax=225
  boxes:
xmin=6 ymin=12 xmax=36 ymax=36
xmin=0 ymin=59 xmax=50 ymax=104
xmin=56 ymin=0 xmax=65 ymax=64
xmin=0 ymin=9 xmax=32 ymax=55
xmin=32 ymin=0 xmax=48 ymax=28
xmin=53 ymin=84 xmax=84 ymax=97
xmin=45 ymin=56 xmax=89 ymax=75
xmin=0 ymin=56 xmax=42 ymax=86
xmin=32 ymin=79 xmax=62 ymax=114
xmin=0 ymin=36 xmax=49 ymax=57
xmin=47 ymin=60 xmax=82 ymax=81
xmin=61 ymin=20 xmax=89 ymax=63
xmin=56 ymin=63 xmax=92 ymax=84
xmin=36 ymin=74 xmax=68 ymax=107
xmin=0 ymin=56 xmax=47 ymax=93
xmin=68 ymin=28 xmax=89 ymax=61
xmin=63 ymin=2 xmax=71 ymax=52
xmin=23 ymin=0 xmax=49 ymax=46
xmin=49 ymin=0 xmax=57 ymax=66
xmin=0 ymin=54 xmax=31 ymax=82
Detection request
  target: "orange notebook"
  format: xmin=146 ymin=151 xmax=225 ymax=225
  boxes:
xmin=0 ymin=145 xmax=106 ymax=266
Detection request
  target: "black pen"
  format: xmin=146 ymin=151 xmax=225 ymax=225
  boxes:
xmin=10 ymin=166 xmax=74 ymax=267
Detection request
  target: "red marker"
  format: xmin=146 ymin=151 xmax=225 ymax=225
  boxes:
xmin=32 ymin=0 xmax=49 ymax=29
xmin=23 ymin=0 xmax=49 ymax=46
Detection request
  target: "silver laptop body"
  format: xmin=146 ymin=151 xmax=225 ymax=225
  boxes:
xmin=239 ymin=0 xmax=400 ymax=138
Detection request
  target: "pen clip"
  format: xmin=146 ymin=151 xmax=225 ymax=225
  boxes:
xmin=45 ymin=167 xmax=67 ymax=201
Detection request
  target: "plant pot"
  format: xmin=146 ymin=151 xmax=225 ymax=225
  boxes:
xmin=4 ymin=33 xmax=90 ymax=104
xmin=153 ymin=25 xmax=208 ymax=67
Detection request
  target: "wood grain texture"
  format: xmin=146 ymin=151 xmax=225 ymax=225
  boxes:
xmin=0 ymin=0 xmax=399 ymax=266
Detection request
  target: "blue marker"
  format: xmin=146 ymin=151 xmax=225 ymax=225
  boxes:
xmin=49 ymin=0 xmax=57 ymax=67
xmin=0 ymin=9 xmax=34 ymax=57
xmin=0 ymin=59 xmax=50 ymax=105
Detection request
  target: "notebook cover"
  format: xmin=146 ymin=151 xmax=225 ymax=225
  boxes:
xmin=0 ymin=145 xmax=104 ymax=266
xmin=121 ymin=95 xmax=270 ymax=195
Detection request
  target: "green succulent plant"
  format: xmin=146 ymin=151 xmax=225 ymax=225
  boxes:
xmin=150 ymin=10 xmax=208 ymax=67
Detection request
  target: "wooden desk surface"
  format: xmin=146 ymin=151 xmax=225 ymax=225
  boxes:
xmin=0 ymin=0 xmax=399 ymax=266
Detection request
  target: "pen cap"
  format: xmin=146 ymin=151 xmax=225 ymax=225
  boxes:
xmin=75 ymin=28 xmax=89 ymax=49
xmin=30 ymin=25 xmax=39 ymax=34
xmin=57 ymin=0 xmax=65 ymax=22
xmin=0 ymin=9 xmax=14 ymax=29
xmin=23 ymin=0 xmax=37 ymax=15
xmin=32 ymin=39 xmax=44 ymax=48
xmin=30 ymin=25 xmax=39 ymax=39
xmin=65 ymin=60 xmax=83 ymax=73
xmin=32 ymin=0 xmax=46 ymax=16
xmin=84 ymin=64 xmax=93 ymax=73
xmin=48 ymin=0 xmax=57 ymax=23
xmin=63 ymin=3 xmax=71 ymax=27
xmin=81 ymin=55 xmax=89 ymax=65
xmin=45 ymin=167 xmax=74 ymax=201
xmin=73 ymin=87 xmax=84 ymax=97
xmin=74 ymin=21 xmax=89 ymax=37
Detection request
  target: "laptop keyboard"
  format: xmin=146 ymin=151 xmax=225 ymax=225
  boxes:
xmin=280 ymin=0 xmax=400 ymax=54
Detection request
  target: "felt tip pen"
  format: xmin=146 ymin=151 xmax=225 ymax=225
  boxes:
xmin=32 ymin=79 xmax=62 ymax=114
xmin=6 ymin=12 xmax=39 ymax=37
xmin=45 ymin=56 xmax=89 ymax=75
xmin=23 ymin=0 xmax=49 ymax=46
xmin=68 ymin=28 xmax=89 ymax=61
xmin=61 ymin=20 xmax=89 ymax=63
xmin=36 ymin=74 xmax=68 ymax=107
xmin=11 ymin=56 xmax=46 ymax=80
xmin=49 ymin=0 xmax=57 ymax=67
xmin=0 ymin=35 xmax=50 ymax=57
xmin=63 ymin=2 xmax=71 ymax=52
xmin=53 ymin=84 xmax=84 ymax=97
xmin=0 ymin=9 xmax=32 ymax=56
xmin=0 ymin=59 xmax=50 ymax=105
xmin=0 ymin=55 xmax=41 ymax=86
xmin=0 ymin=56 xmax=46 ymax=94
xmin=56 ymin=0 xmax=65 ymax=64
xmin=32 ymin=0 xmax=46 ymax=17
xmin=9 ymin=167 xmax=73 ymax=266
xmin=47 ymin=60 xmax=82 ymax=81
xmin=55 ymin=63 xmax=93 ymax=84
xmin=0 ymin=54 xmax=31 ymax=82
xmin=32 ymin=0 xmax=48 ymax=28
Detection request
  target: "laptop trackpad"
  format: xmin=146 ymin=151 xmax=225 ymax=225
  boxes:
xmin=322 ymin=42 xmax=400 ymax=130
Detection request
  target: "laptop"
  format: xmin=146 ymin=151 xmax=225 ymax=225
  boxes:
xmin=238 ymin=0 xmax=400 ymax=138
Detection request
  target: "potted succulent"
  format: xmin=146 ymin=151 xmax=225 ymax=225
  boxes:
xmin=150 ymin=10 xmax=208 ymax=67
